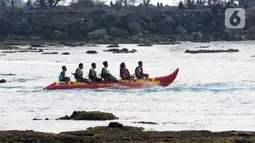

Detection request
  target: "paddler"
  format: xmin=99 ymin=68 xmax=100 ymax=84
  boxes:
xmin=135 ymin=61 xmax=149 ymax=80
xmin=120 ymin=62 xmax=134 ymax=80
xmin=73 ymin=63 xmax=91 ymax=84
xmin=89 ymin=63 xmax=102 ymax=82
xmin=58 ymin=66 xmax=70 ymax=83
xmin=101 ymin=61 xmax=118 ymax=82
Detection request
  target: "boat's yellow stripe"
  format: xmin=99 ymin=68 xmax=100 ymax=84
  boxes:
xmin=56 ymin=78 xmax=160 ymax=86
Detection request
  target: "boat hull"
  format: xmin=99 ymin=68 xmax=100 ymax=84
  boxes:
xmin=43 ymin=68 xmax=179 ymax=90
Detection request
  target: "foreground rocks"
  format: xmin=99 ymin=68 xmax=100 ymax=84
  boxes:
xmin=185 ymin=49 xmax=239 ymax=54
xmin=58 ymin=111 xmax=118 ymax=120
xmin=0 ymin=122 xmax=255 ymax=143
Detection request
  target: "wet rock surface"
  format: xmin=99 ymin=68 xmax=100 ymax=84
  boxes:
xmin=42 ymin=52 xmax=58 ymax=55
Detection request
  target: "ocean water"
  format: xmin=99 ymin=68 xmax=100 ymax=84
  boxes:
xmin=0 ymin=41 xmax=255 ymax=133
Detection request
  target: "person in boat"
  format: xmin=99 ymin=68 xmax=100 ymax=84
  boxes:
xmin=120 ymin=62 xmax=134 ymax=80
xmin=101 ymin=61 xmax=118 ymax=82
xmin=89 ymin=63 xmax=102 ymax=82
xmin=59 ymin=66 xmax=70 ymax=83
xmin=73 ymin=63 xmax=91 ymax=84
xmin=135 ymin=61 xmax=149 ymax=80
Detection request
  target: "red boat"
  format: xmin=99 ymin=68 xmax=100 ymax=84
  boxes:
xmin=43 ymin=68 xmax=179 ymax=90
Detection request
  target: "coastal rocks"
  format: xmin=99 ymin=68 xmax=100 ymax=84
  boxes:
xmin=86 ymin=50 xmax=98 ymax=54
xmin=42 ymin=52 xmax=58 ymax=55
xmin=185 ymin=49 xmax=239 ymax=54
xmin=0 ymin=79 xmax=6 ymax=83
xmin=32 ymin=118 xmax=42 ymax=120
xmin=108 ymin=122 xmax=124 ymax=128
xmin=103 ymin=48 xmax=137 ymax=53
xmin=57 ymin=111 xmax=118 ymax=120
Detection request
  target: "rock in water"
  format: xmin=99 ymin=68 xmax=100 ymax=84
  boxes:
xmin=62 ymin=52 xmax=70 ymax=55
xmin=107 ymin=44 xmax=119 ymax=48
xmin=0 ymin=79 xmax=6 ymax=83
xmin=108 ymin=122 xmax=123 ymax=128
xmin=70 ymin=111 xmax=118 ymax=120
xmin=86 ymin=50 xmax=98 ymax=54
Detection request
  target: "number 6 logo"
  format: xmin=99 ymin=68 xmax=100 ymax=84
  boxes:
xmin=225 ymin=8 xmax=245 ymax=29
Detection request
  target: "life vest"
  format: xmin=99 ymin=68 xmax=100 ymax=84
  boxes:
xmin=58 ymin=71 xmax=64 ymax=81
xmin=135 ymin=66 xmax=143 ymax=78
xmin=120 ymin=68 xmax=130 ymax=79
xmin=89 ymin=68 xmax=96 ymax=80
xmin=101 ymin=67 xmax=110 ymax=78
xmin=75 ymin=68 xmax=83 ymax=79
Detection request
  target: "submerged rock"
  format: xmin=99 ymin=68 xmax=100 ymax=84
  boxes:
xmin=42 ymin=52 xmax=58 ymax=55
xmin=103 ymin=48 xmax=137 ymax=53
xmin=251 ymin=55 xmax=255 ymax=57
xmin=185 ymin=49 xmax=239 ymax=54
xmin=58 ymin=111 xmax=118 ymax=120
xmin=86 ymin=50 xmax=98 ymax=54
xmin=32 ymin=118 xmax=42 ymax=120
xmin=0 ymin=79 xmax=6 ymax=83
xmin=133 ymin=121 xmax=158 ymax=125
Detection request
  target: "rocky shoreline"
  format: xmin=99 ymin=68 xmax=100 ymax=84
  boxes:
xmin=1 ymin=8 xmax=255 ymax=43
xmin=0 ymin=122 xmax=255 ymax=143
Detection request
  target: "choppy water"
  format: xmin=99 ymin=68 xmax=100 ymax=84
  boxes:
xmin=0 ymin=41 xmax=255 ymax=133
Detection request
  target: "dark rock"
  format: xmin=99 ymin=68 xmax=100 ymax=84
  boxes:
xmin=107 ymin=44 xmax=119 ymax=48
xmin=33 ymin=118 xmax=42 ymax=120
xmin=133 ymin=121 xmax=158 ymax=125
xmin=251 ymin=55 xmax=255 ymax=57
xmin=108 ymin=122 xmax=123 ymax=128
xmin=42 ymin=52 xmax=58 ymax=55
xmin=0 ymin=79 xmax=6 ymax=83
xmin=62 ymin=52 xmax=70 ymax=55
xmin=45 ymin=118 xmax=49 ymax=120
xmin=58 ymin=115 xmax=70 ymax=120
xmin=86 ymin=50 xmax=98 ymax=54
xmin=185 ymin=49 xmax=239 ymax=54
xmin=69 ymin=111 xmax=118 ymax=120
